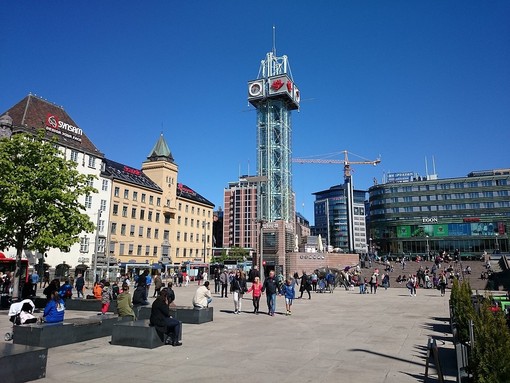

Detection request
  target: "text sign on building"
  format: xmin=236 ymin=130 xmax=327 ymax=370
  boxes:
xmin=422 ymin=217 xmax=438 ymax=224
xmin=45 ymin=113 xmax=83 ymax=142
xmin=387 ymin=172 xmax=415 ymax=183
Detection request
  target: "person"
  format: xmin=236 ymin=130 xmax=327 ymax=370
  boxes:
xmin=438 ymin=273 xmax=447 ymax=297
xmin=311 ymin=272 xmax=318 ymax=292
xmin=150 ymin=289 xmax=182 ymax=346
xmin=167 ymin=282 xmax=176 ymax=305
xmin=248 ymin=266 xmax=260 ymax=283
xmin=41 ymin=270 xmax=50 ymax=288
xmin=184 ymin=272 xmax=190 ymax=287
xmin=117 ymin=283 xmax=135 ymax=319
xmin=201 ymin=270 xmax=208 ymax=284
xmin=42 ymin=291 xmax=65 ymax=323
xmin=299 ymin=272 xmax=311 ymax=299
xmin=132 ymin=284 xmax=149 ymax=306
xmin=93 ymin=281 xmax=103 ymax=299
xmin=145 ymin=272 xmax=152 ymax=294
xmin=262 ymin=270 xmax=278 ymax=316
xmin=231 ymin=270 xmax=247 ymax=314
xmin=382 ymin=273 xmax=390 ymax=290
xmin=359 ymin=276 xmax=366 ymax=294
xmin=59 ymin=280 xmax=73 ymax=299
xmin=280 ymin=278 xmax=295 ymax=316
xmin=192 ymin=280 xmax=212 ymax=308
xmin=219 ymin=268 xmax=229 ymax=298
xmin=153 ymin=273 xmax=163 ymax=297
xmin=407 ymin=274 xmax=417 ymax=296
xmin=101 ymin=282 xmax=112 ymax=314
xmin=370 ymin=272 xmax=378 ymax=294
xmin=30 ymin=271 xmax=40 ymax=296
xmin=43 ymin=279 xmax=60 ymax=301
xmin=213 ymin=268 xmax=220 ymax=294
xmin=75 ymin=274 xmax=85 ymax=298
xmin=247 ymin=276 xmax=262 ymax=314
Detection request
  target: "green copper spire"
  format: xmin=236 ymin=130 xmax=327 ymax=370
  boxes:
xmin=147 ymin=133 xmax=174 ymax=162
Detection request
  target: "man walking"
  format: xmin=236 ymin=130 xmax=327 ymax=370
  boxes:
xmin=262 ymin=270 xmax=278 ymax=316
xmin=219 ymin=268 xmax=229 ymax=298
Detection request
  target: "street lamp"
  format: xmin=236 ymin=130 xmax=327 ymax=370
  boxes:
xmin=426 ymin=235 xmax=430 ymax=260
xmin=495 ymin=234 xmax=500 ymax=252
xmin=202 ymin=221 xmax=207 ymax=263
xmin=369 ymin=237 xmax=373 ymax=254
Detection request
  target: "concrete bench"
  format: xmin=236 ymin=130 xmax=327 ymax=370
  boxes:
xmin=33 ymin=297 xmax=117 ymax=313
xmin=0 ymin=343 xmax=48 ymax=383
xmin=13 ymin=314 xmax=119 ymax=348
xmin=137 ymin=305 xmax=213 ymax=324
xmin=111 ymin=319 xmax=182 ymax=349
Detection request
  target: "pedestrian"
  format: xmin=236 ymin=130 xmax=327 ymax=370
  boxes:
xmin=202 ymin=270 xmax=208 ymax=284
xmin=153 ymin=273 xmax=163 ymax=297
xmin=248 ymin=266 xmax=260 ymax=283
xmin=231 ymin=270 xmax=247 ymax=314
xmin=167 ymin=282 xmax=176 ymax=305
xmin=75 ymin=273 xmax=85 ymax=298
xmin=117 ymin=283 xmax=135 ymax=319
xmin=219 ymin=268 xmax=229 ymax=298
xmin=262 ymin=270 xmax=278 ymax=316
xmin=370 ymin=272 xmax=378 ymax=294
xmin=247 ymin=276 xmax=262 ymax=314
xmin=311 ymin=272 xmax=318 ymax=292
xmin=407 ymin=274 xmax=417 ymax=296
xmin=438 ymin=273 xmax=447 ymax=297
xmin=101 ymin=282 xmax=112 ymax=314
xmin=41 ymin=291 xmax=65 ymax=323
xmin=214 ymin=268 xmax=220 ymax=294
xmin=280 ymin=278 xmax=295 ymax=316
xmin=30 ymin=271 xmax=39 ymax=296
xmin=299 ymin=271 xmax=312 ymax=299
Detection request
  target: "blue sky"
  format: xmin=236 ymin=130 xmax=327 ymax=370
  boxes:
xmin=2 ymin=1 xmax=509 ymax=223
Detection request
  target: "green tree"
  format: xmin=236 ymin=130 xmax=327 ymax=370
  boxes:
xmin=0 ymin=132 xmax=96 ymax=299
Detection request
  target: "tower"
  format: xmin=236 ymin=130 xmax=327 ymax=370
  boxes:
xmin=248 ymin=44 xmax=300 ymax=277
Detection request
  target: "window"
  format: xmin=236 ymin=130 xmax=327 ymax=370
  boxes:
xmin=85 ymin=195 xmax=92 ymax=209
xmin=178 ymin=203 xmax=182 ymax=211
xmin=122 ymin=206 xmax=128 ymax=217
xmin=147 ymin=228 xmax=151 ymax=238
xmin=149 ymin=195 xmax=154 ymax=205
xmin=88 ymin=156 xmax=96 ymax=168
xmin=133 ymin=191 xmax=138 ymax=201
xmin=70 ymin=150 xmax=78 ymax=162
xmin=190 ymin=233 xmax=194 ymax=242
xmin=131 ymin=208 xmax=137 ymax=219
xmin=153 ymin=246 xmax=158 ymax=256
xmin=98 ymin=220 xmax=105 ymax=232
xmin=148 ymin=211 xmax=153 ymax=221
xmin=176 ymin=248 xmax=180 ymax=258
xmin=178 ymin=216 xmax=181 ymax=225
xmin=121 ymin=224 xmax=126 ymax=235
xmin=109 ymin=242 xmax=115 ymax=254
xmin=163 ymin=230 xmax=169 ymax=240
xmin=128 ymin=244 xmax=134 ymax=255
xmin=140 ymin=209 xmax=145 ymax=220
xmin=164 ymin=216 xmax=170 ymax=224
xmin=191 ymin=207 xmax=195 ymax=214
xmin=191 ymin=219 xmax=194 ymax=227
xmin=137 ymin=245 xmax=142 ymax=256
xmin=79 ymin=237 xmax=89 ymax=253
xmin=197 ymin=208 xmax=200 ymax=216
xmin=184 ymin=233 xmax=188 ymax=241
xmin=154 ymin=229 xmax=159 ymax=239
xmin=111 ymin=222 xmax=117 ymax=234
xmin=124 ymin=189 xmax=129 ymax=199
xmin=100 ymin=199 xmax=107 ymax=212
xmin=113 ymin=204 xmax=119 ymax=215
xmin=101 ymin=179 xmax=108 ymax=191
xmin=157 ymin=197 xmax=161 ymax=206
xmin=185 ymin=218 xmax=188 ymax=226
xmin=145 ymin=246 xmax=150 ymax=256
xmin=177 ymin=231 xmax=181 ymax=241
xmin=130 ymin=225 xmax=135 ymax=236
xmin=119 ymin=243 xmax=125 ymax=255
xmin=155 ymin=213 xmax=160 ymax=223
xmin=138 ymin=226 xmax=144 ymax=237
xmin=141 ymin=193 xmax=146 ymax=203
xmin=87 ymin=178 xmax=94 ymax=188
xmin=114 ymin=187 xmax=120 ymax=197
xmin=185 ymin=204 xmax=189 ymax=213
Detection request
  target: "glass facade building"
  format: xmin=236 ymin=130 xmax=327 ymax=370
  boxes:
xmin=368 ymin=169 xmax=510 ymax=257
xmin=313 ymin=184 xmax=367 ymax=252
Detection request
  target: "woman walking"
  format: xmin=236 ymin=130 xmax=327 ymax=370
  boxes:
xmin=231 ymin=270 xmax=247 ymax=314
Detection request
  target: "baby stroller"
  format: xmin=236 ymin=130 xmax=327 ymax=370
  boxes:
xmin=4 ymin=299 xmax=36 ymax=341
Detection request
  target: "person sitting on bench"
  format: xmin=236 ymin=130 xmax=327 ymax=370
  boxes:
xmin=150 ymin=289 xmax=182 ymax=346
xmin=42 ymin=291 xmax=65 ymax=323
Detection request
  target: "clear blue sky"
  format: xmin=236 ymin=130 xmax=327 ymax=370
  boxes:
xmin=2 ymin=1 xmax=509 ymax=223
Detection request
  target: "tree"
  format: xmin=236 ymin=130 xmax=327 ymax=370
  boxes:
xmin=0 ymin=131 xmax=96 ymax=299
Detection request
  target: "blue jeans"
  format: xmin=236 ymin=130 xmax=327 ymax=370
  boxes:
xmin=266 ymin=293 xmax=276 ymax=314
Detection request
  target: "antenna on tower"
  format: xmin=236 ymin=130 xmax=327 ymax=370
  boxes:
xmin=425 ymin=156 xmax=429 ymax=179
xmin=272 ymin=25 xmax=276 ymax=55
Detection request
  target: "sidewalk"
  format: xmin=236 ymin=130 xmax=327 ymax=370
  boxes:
xmin=1 ymin=283 xmax=456 ymax=383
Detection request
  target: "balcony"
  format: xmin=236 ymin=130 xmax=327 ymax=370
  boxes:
xmin=163 ymin=203 xmax=176 ymax=218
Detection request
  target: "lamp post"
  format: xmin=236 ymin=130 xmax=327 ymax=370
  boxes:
xmin=369 ymin=237 xmax=373 ymax=254
xmin=92 ymin=209 xmax=102 ymax=284
xmin=259 ymin=220 xmax=265 ymax=283
xmin=203 ymin=221 xmax=207 ymax=263
xmin=495 ymin=234 xmax=500 ymax=252
xmin=426 ymin=235 xmax=430 ymax=261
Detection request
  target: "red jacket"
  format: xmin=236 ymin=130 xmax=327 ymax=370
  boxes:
xmin=247 ymin=282 xmax=262 ymax=298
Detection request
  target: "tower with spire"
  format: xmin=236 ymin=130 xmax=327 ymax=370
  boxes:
xmin=247 ymin=39 xmax=300 ymax=276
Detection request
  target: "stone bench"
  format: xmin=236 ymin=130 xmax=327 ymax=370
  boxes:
xmin=111 ymin=319 xmax=182 ymax=349
xmin=33 ymin=297 xmax=117 ymax=312
xmin=0 ymin=343 xmax=48 ymax=383
xmin=137 ymin=305 xmax=213 ymax=324
xmin=13 ymin=314 xmax=119 ymax=348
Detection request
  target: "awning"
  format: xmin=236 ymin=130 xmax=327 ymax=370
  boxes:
xmin=152 ymin=264 xmax=162 ymax=270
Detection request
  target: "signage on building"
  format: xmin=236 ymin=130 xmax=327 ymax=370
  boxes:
xmin=262 ymin=222 xmax=278 ymax=230
xmin=123 ymin=166 xmax=141 ymax=176
xmin=387 ymin=172 xmax=415 ymax=183
xmin=463 ymin=217 xmax=480 ymax=223
xmin=422 ymin=217 xmax=438 ymax=224
xmin=45 ymin=113 xmax=83 ymax=142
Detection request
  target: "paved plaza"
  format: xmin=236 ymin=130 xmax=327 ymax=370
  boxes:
xmin=1 ymin=283 xmax=456 ymax=383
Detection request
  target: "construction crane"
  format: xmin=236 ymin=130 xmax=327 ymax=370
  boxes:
xmin=292 ymin=150 xmax=381 ymax=253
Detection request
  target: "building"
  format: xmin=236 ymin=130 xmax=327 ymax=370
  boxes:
xmin=368 ymin=169 xmax=510 ymax=257
xmin=295 ymin=212 xmax=311 ymax=251
xmin=0 ymin=94 xmax=108 ymax=277
xmin=247 ymin=47 xmax=300 ymax=276
xmin=313 ymin=184 xmax=368 ymax=253
xmin=223 ymin=175 xmax=259 ymax=252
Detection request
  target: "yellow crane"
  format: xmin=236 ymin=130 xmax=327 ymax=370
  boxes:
xmin=292 ymin=150 xmax=381 ymax=253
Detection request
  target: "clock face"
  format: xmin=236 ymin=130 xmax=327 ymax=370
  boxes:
xmin=249 ymin=82 xmax=262 ymax=97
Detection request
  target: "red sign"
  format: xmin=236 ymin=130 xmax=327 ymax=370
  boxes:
xmin=46 ymin=113 xmax=59 ymax=129
xmin=286 ymin=81 xmax=292 ymax=92
xmin=270 ymin=79 xmax=284 ymax=91
xmin=123 ymin=166 xmax=141 ymax=176
xmin=463 ymin=218 xmax=480 ymax=223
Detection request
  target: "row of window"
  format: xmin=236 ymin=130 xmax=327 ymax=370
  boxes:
xmin=176 ymin=216 xmax=210 ymax=229
xmin=110 ymin=222 xmax=170 ymax=239
xmin=373 ymin=190 xmax=510 ymax=205
xmin=112 ymin=204 xmax=163 ymax=222
xmin=70 ymin=150 xmax=98 ymax=169
xmin=371 ymin=201 xmax=510 ymax=215
xmin=373 ymin=179 xmax=509 ymax=195
xmin=175 ymin=231 xmax=210 ymax=243
xmin=114 ymin=187 xmax=162 ymax=206
xmin=177 ymin=202 xmax=210 ymax=217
